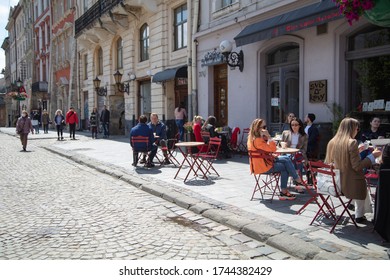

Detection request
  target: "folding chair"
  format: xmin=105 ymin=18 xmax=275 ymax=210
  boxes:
xmin=201 ymin=131 xmax=210 ymax=143
xmin=365 ymin=170 xmax=378 ymax=203
xmin=229 ymin=127 xmax=240 ymax=154
xmin=130 ymin=136 xmax=150 ymax=167
xmin=248 ymin=150 xmax=281 ymax=202
xmin=238 ymin=128 xmax=250 ymax=156
xmin=159 ymin=133 xmax=180 ymax=166
xmin=193 ymin=137 xmax=222 ymax=180
xmin=309 ymin=161 xmax=358 ymax=233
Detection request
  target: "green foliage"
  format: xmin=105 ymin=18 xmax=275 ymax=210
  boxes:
xmin=326 ymin=102 xmax=345 ymax=135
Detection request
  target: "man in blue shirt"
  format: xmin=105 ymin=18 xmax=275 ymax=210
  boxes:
xmin=148 ymin=113 xmax=170 ymax=165
xmin=130 ymin=115 xmax=155 ymax=167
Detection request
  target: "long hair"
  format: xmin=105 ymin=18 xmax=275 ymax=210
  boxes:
xmin=177 ymin=102 xmax=184 ymax=112
xmin=202 ymin=116 xmax=216 ymax=130
xmin=249 ymin=118 xmax=265 ymax=141
xmin=325 ymin=117 xmax=360 ymax=169
xmin=290 ymin=118 xmax=306 ymax=136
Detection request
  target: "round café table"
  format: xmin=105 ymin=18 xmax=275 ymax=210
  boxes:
xmin=174 ymin=141 xmax=207 ymax=182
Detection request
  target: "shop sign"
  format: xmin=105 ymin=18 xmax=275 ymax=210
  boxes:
xmin=201 ymin=49 xmax=225 ymax=67
xmin=309 ymin=80 xmax=327 ymax=103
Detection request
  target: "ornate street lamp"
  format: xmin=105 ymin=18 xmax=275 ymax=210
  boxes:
xmin=93 ymin=76 xmax=107 ymax=96
xmin=113 ymin=70 xmax=134 ymax=95
xmin=219 ymin=40 xmax=244 ymax=72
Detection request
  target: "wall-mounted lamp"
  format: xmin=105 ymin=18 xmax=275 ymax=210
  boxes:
xmin=93 ymin=76 xmax=107 ymax=96
xmin=113 ymin=70 xmax=135 ymax=95
xmin=219 ymin=40 xmax=244 ymax=72
xmin=146 ymin=70 xmax=153 ymax=77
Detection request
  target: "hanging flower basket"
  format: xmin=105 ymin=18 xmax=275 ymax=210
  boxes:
xmin=6 ymin=91 xmax=28 ymax=101
xmin=333 ymin=0 xmax=375 ymax=25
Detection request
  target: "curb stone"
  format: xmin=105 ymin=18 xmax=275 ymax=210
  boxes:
xmin=39 ymin=144 xmax=388 ymax=260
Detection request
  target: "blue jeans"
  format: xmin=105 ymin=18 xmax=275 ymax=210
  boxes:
xmin=265 ymin=155 xmax=299 ymax=190
xmin=176 ymin=119 xmax=184 ymax=141
xmin=102 ymin=122 xmax=109 ymax=137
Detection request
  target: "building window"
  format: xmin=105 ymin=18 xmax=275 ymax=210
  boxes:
xmin=83 ymin=54 xmax=88 ymax=80
xmin=347 ymin=26 xmax=390 ymax=113
xmin=97 ymin=47 xmax=103 ymax=75
xmin=140 ymin=24 xmax=149 ymax=61
xmin=174 ymin=4 xmax=187 ymax=50
xmin=117 ymin=37 xmax=123 ymax=69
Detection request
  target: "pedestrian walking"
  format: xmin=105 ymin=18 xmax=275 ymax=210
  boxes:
xmin=31 ymin=111 xmax=40 ymax=134
xmin=65 ymin=107 xmax=79 ymax=140
xmin=100 ymin=105 xmax=110 ymax=138
xmin=15 ymin=110 xmax=34 ymax=151
xmin=41 ymin=109 xmax=51 ymax=134
xmin=90 ymin=107 xmax=99 ymax=139
xmin=54 ymin=109 xmax=65 ymax=140
xmin=174 ymin=102 xmax=187 ymax=142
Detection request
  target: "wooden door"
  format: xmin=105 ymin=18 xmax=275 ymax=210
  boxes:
xmin=214 ymin=65 xmax=228 ymax=126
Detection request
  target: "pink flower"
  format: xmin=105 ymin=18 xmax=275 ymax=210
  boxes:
xmin=333 ymin=0 xmax=375 ymax=25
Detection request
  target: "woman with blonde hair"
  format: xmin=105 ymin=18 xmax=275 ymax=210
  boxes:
xmin=247 ymin=118 xmax=303 ymax=200
xmin=325 ymin=117 xmax=381 ymax=223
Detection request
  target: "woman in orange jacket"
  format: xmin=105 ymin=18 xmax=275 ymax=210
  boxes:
xmin=247 ymin=118 xmax=303 ymax=200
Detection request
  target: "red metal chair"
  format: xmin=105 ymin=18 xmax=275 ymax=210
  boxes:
xmin=248 ymin=150 xmax=281 ymax=202
xmin=130 ymin=135 xmax=150 ymax=167
xmin=193 ymin=137 xmax=222 ymax=180
xmin=238 ymin=128 xmax=250 ymax=156
xmin=309 ymin=161 xmax=358 ymax=233
xmin=159 ymin=133 xmax=180 ymax=166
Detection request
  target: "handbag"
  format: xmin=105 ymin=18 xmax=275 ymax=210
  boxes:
xmin=316 ymin=168 xmax=342 ymax=197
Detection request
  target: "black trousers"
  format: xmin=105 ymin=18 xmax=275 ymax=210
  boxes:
xmin=69 ymin=123 xmax=76 ymax=138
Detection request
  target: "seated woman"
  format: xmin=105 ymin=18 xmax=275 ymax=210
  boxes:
xmin=247 ymin=118 xmax=304 ymax=200
xmin=202 ymin=115 xmax=232 ymax=158
xmin=281 ymin=118 xmax=308 ymax=191
xmin=280 ymin=112 xmax=295 ymax=133
xmin=325 ymin=117 xmax=382 ymax=223
xmin=361 ymin=116 xmax=385 ymax=142
xmin=192 ymin=115 xmax=207 ymax=152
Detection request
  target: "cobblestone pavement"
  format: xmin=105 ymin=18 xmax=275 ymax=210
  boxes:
xmin=0 ymin=133 xmax=294 ymax=260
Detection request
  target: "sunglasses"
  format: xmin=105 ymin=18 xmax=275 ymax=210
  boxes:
xmin=261 ymin=125 xmax=267 ymax=129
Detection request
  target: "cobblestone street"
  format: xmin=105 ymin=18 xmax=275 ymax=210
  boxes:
xmin=0 ymin=133 xmax=293 ymax=260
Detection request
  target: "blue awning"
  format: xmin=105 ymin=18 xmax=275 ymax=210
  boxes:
xmin=152 ymin=65 xmax=187 ymax=83
xmin=234 ymin=1 xmax=342 ymax=47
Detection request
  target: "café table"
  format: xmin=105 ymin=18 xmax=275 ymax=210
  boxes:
xmin=370 ymin=139 xmax=390 ymax=147
xmin=174 ymin=141 xmax=207 ymax=182
xmin=275 ymin=147 xmax=299 ymax=154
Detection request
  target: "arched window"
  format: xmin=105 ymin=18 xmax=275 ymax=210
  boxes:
xmin=97 ymin=47 xmax=103 ymax=75
xmin=140 ymin=24 xmax=149 ymax=61
xmin=116 ymin=37 xmax=123 ymax=69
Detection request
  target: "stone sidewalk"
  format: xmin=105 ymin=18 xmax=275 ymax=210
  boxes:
xmin=1 ymin=127 xmax=389 ymax=260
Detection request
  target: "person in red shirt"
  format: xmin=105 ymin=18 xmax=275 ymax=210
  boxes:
xmin=65 ymin=107 xmax=79 ymax=140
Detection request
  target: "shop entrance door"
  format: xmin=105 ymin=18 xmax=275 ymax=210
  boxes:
xmin=267 ymin=65 xmax=299 ymax=135
xmin=214 ymin=64 xmax=228 ymax=126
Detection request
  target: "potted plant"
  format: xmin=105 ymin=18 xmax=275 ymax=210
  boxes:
xmin=183 ymin=121 xmax=194 ymax=142
xmin=333 ymin=0 xmax=375 ymax=25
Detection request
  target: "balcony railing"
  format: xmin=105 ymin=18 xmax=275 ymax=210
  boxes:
xmin=32 ymin=81 xmax=48 ymax=93
xmin=75 ymin=0 xmax=123 ymax=37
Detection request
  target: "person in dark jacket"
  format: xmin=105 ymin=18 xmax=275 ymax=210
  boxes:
xmin=304 ymin=113 xmax=320 ymax=160
xmin=130 ymin=115 xmax=154 ymax=167
xmin=16 ymin=110 xmax=34 ymax=151
xmin=147 ymin=113 xmax=169 ymax=164
xmin=90 ymin=107 xmax=99 ymax=139
xmin=41 ymin=109 xmax=50 ymax=134
xmin=100 ymin=105 xmax=110 ymax=138
xmin=54 ymin=109 xmax=65 ymax=140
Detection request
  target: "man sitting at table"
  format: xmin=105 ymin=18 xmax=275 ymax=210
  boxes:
xmin=130 ymin=115 xmax=155 ymax=167
xmin=146 ymin=113 xmax=170 ymax=165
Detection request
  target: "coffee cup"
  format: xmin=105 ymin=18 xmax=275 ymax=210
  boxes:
xmin=280 ymin=141 xmax=287 ymax=149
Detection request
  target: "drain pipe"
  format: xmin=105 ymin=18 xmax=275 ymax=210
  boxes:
xmin=192 ymin=0 xmax=200 ymax=117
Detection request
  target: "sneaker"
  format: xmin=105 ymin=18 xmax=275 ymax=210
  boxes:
xmin=61 ymin=137 xmax=64 ymax=140
xmin=279 ymin=190 xmax=296 ymax=200
xmin=163 ymin=158 xmax=171 ymax=165
xmin=355 ymin=216 xmax=367 ymax=223
xmin=57 ymin=137 xmax=60 ymax=141
xmin=139 ymin=158 xmax=147 ymax=164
